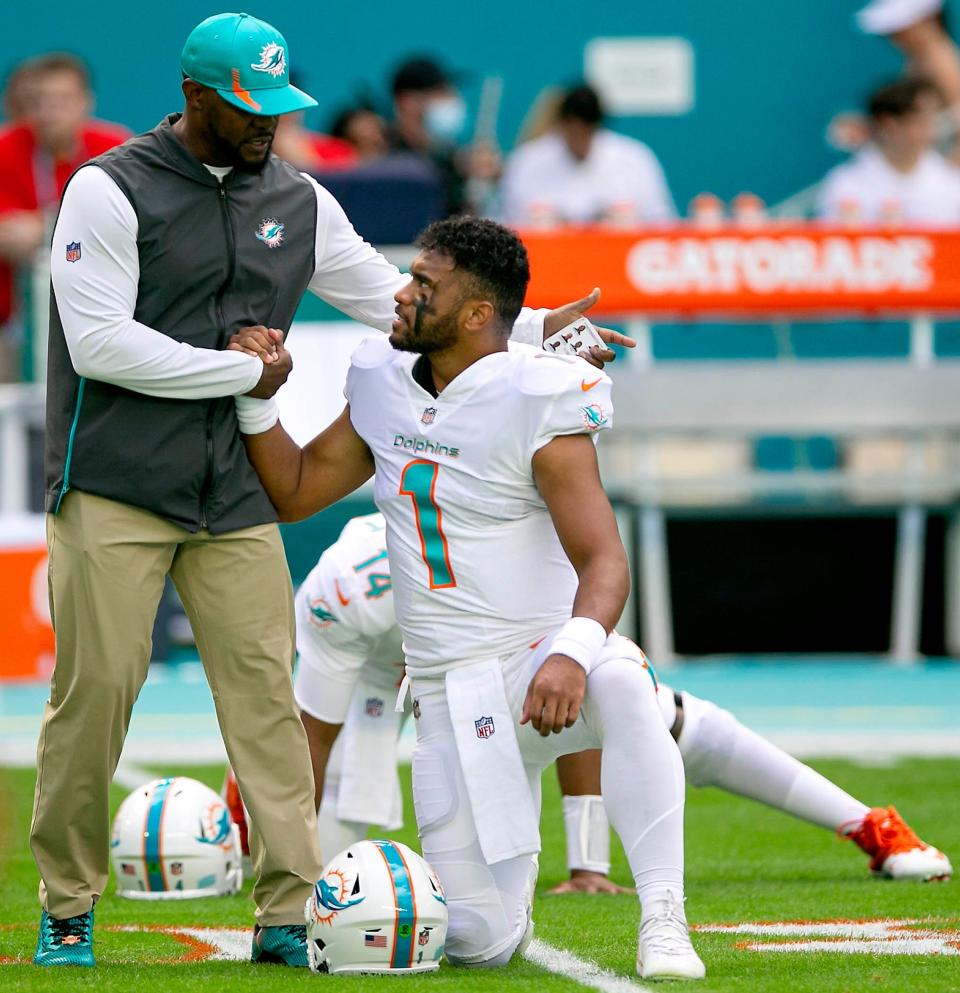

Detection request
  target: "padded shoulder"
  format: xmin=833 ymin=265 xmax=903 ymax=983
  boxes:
xmin=348 ymin=334 xmax=407 ymax=370
xmin=509 ymin=344 xmax=610 ymax=398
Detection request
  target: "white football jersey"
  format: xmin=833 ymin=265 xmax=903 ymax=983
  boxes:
xmin=294 ymin=512 xmax=404 ymax=721
xmin=345 ymin=337 xmax=613 ymax=673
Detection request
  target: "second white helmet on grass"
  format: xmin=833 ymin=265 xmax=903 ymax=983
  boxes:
xmin=305 ymin=839 xmax=447 ymax=974
xmin=111 ymin=776 xmax=243 ymax=899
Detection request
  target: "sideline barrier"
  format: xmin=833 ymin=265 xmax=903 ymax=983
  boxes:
xmin=521 ymin=226 xmax=960 ymax=315
xmin=0 ymin=514 xmax=53 ymax=680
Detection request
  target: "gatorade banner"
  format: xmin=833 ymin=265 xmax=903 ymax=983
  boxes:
xmin=520 ymin=227 xmax=960 ymax=314
xmin=0 ymin=516 xmax=54 ymax=681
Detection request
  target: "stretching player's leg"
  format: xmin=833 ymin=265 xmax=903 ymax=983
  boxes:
xmin=662 ymin=686 xmax=951 ymax=881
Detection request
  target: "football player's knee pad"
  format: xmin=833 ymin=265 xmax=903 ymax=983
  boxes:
xmin=440 ymin=850 xmax=535 ymax=967
xmin=675 ymin=694 xmax=739 ymax=788
xmin=411 ymin=746 xmax=461 ymax=844
xmin=444 ymin=897 xmax=529 ymax=967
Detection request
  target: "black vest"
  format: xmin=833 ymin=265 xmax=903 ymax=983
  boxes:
xmin=45 ymin=115 xmax=318 ymax=532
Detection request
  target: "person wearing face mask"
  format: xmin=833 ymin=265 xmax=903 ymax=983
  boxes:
xmin=388 ymin=55 xmax=498 ymax=216
xmin=500 ymin=83 xmax=675 ymax=227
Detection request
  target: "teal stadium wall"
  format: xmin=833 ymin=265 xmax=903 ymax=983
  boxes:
xmin=12 ymin=0 xmax=902 ymax=210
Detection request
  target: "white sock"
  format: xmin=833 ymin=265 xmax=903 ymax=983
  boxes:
xmin=676 ymin=691 xmax=869 ymax=833
xmin=585 ymin=657 xmax=686 ymax=919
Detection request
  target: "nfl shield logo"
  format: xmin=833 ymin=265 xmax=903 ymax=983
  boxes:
xmin=365 ymin=697 xmax=384 ymax=717
xmin=418 ymin=928 xmax=431 ymax=946
xmin=475 ymin=716 xmax=495 ymax=739
xmin=65 ymin=241 xmax=81 ymax=263
xmin=421 ymin=406 xmax=437 ymax=425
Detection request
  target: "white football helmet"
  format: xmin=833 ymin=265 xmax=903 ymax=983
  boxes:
xmin=111 ymin=776 xmax=243 ymax=900
xmin=305 ymin=839 xmax=447 ymax=974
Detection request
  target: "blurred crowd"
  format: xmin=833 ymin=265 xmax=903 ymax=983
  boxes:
xmin=4 ymin=0 xmax=960 ymax=381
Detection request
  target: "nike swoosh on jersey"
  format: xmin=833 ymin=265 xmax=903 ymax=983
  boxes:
xmin=581 ymin=378 xmax=602 ymax=392
xmin=334 ymin=580 xmax=350 ymax=607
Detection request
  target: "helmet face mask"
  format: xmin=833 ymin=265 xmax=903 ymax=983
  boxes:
xmin=305 ymin=839 xmax=448 ymax=974
xmin=111 ymin=777 xmax=244 ymax=900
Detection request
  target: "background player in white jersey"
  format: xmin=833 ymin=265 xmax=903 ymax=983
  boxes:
xmin=294 ymin=512 xmax=407 ymax=855
xmin=232 ymin=216 xmax=705 ymax=979
xmin=279 ymin=511 xmax=952 ymax=886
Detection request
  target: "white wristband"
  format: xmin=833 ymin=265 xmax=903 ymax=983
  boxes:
xmin=563 ymin=794 xmax=611 ymax=874
xmin=548 ymin=616 xmax=607 ymax=676
xmin=235 ymin=395 xmax=279 ymax=435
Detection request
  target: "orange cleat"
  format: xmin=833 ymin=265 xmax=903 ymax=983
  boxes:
xmin=844 ymin=806 xmax=952 ymax=881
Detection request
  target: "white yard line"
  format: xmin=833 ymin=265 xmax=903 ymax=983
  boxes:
xmin=523 ymin=937 xmax=653 ymax=993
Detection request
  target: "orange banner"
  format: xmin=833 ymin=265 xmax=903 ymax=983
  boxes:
xmin=0 ymin=543 xmax=54 ymax=681
xmin=520 ymin=227 xmax=960 ymax=315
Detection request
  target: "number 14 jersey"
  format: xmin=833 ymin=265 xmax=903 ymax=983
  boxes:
xmin=345 ymin=337 xmax=613 ymax=674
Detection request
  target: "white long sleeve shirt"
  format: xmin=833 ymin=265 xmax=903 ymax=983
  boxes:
xmin=50 ymin=164 xmax=546 ymax=400
xmin=500 ymin=129 xmax=676 ymax=226
xmin=816 ymin=145 xmax=960 ymax=225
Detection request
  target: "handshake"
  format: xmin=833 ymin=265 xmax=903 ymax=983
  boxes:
xmin=229 ymin=325 xmax=290 ymax=399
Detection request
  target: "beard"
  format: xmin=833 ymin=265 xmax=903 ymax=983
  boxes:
xmin=391 ymin=299 xmax=460 ymax=354
xmin=206 ymin=126 xmax=273 ymax=174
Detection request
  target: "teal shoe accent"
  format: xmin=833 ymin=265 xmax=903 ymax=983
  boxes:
xmin=251 ymin=924 xmax=308 ymax=967
xmin=34 ymin=909 xmax=94 ymax=967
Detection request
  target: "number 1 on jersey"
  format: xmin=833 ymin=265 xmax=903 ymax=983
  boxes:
xmin=399 ymin=460 xmax=456 ymax=590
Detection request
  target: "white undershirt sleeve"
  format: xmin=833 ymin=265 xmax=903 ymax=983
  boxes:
xmin=51 ymin=165 xmax=263 ymax=399
xmin=302 ymin=173 xmax=547 ymax=343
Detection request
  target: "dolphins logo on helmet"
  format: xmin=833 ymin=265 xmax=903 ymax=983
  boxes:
xmin=196 ymin=803 xmax=233 ymax=847
xmin=250 ymin=42 xmax=286 ymax=78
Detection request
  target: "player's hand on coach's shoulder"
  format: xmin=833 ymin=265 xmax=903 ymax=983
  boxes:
xmin=521 ymin=653 xmax=587 ymax=737
xmin=228 ymin=326 xmax=293 ymax=399
xmin=543 ymin=287 xmax=635 ymax=368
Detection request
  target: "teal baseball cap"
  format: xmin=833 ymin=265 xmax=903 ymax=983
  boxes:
xmin=181 ymin=12 xmax=317 ymax=116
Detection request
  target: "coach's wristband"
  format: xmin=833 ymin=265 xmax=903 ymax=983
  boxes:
xmin=548 ymin=616 xmax=607 ymax=676
xmin=563 ymin=794 xmax=611 ymax=875
xmin=235 ymin=396 xmax=279 ymax=435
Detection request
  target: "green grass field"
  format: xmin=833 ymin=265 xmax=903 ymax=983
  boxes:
xmin=1 ymin=758 xmax=957 ymax=992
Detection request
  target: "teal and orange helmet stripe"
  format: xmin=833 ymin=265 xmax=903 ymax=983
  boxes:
xmin=372 ymin=840 xmax=417 ymax=969
xmin=142 ymin=777 xmax=175 ymax=892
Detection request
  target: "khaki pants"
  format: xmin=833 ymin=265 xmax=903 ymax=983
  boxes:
xmin=30 ymin=491 xmax=322 ymax=923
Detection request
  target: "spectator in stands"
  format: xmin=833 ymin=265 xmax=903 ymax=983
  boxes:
xmin=499 ymin=83 xmax=675 ymax=226
xmin=2 ymin=60 xmax=40 ymax=124
xmin=387 ymin=55 xmax=499 ymax=215
xmin=817 ymin=76 xmax=960 ymax=224
xmin=329 ymin=105 xmax=390 ymax=162
xmin=0 ymin=54 xmax=129 ymax=381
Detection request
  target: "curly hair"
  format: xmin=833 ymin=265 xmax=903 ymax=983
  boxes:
xmin=417 ymin=216 xmax=530 ymax=332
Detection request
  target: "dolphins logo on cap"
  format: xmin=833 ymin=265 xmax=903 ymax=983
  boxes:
xmin=251 ymin=42 xmax=286 ymax=78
